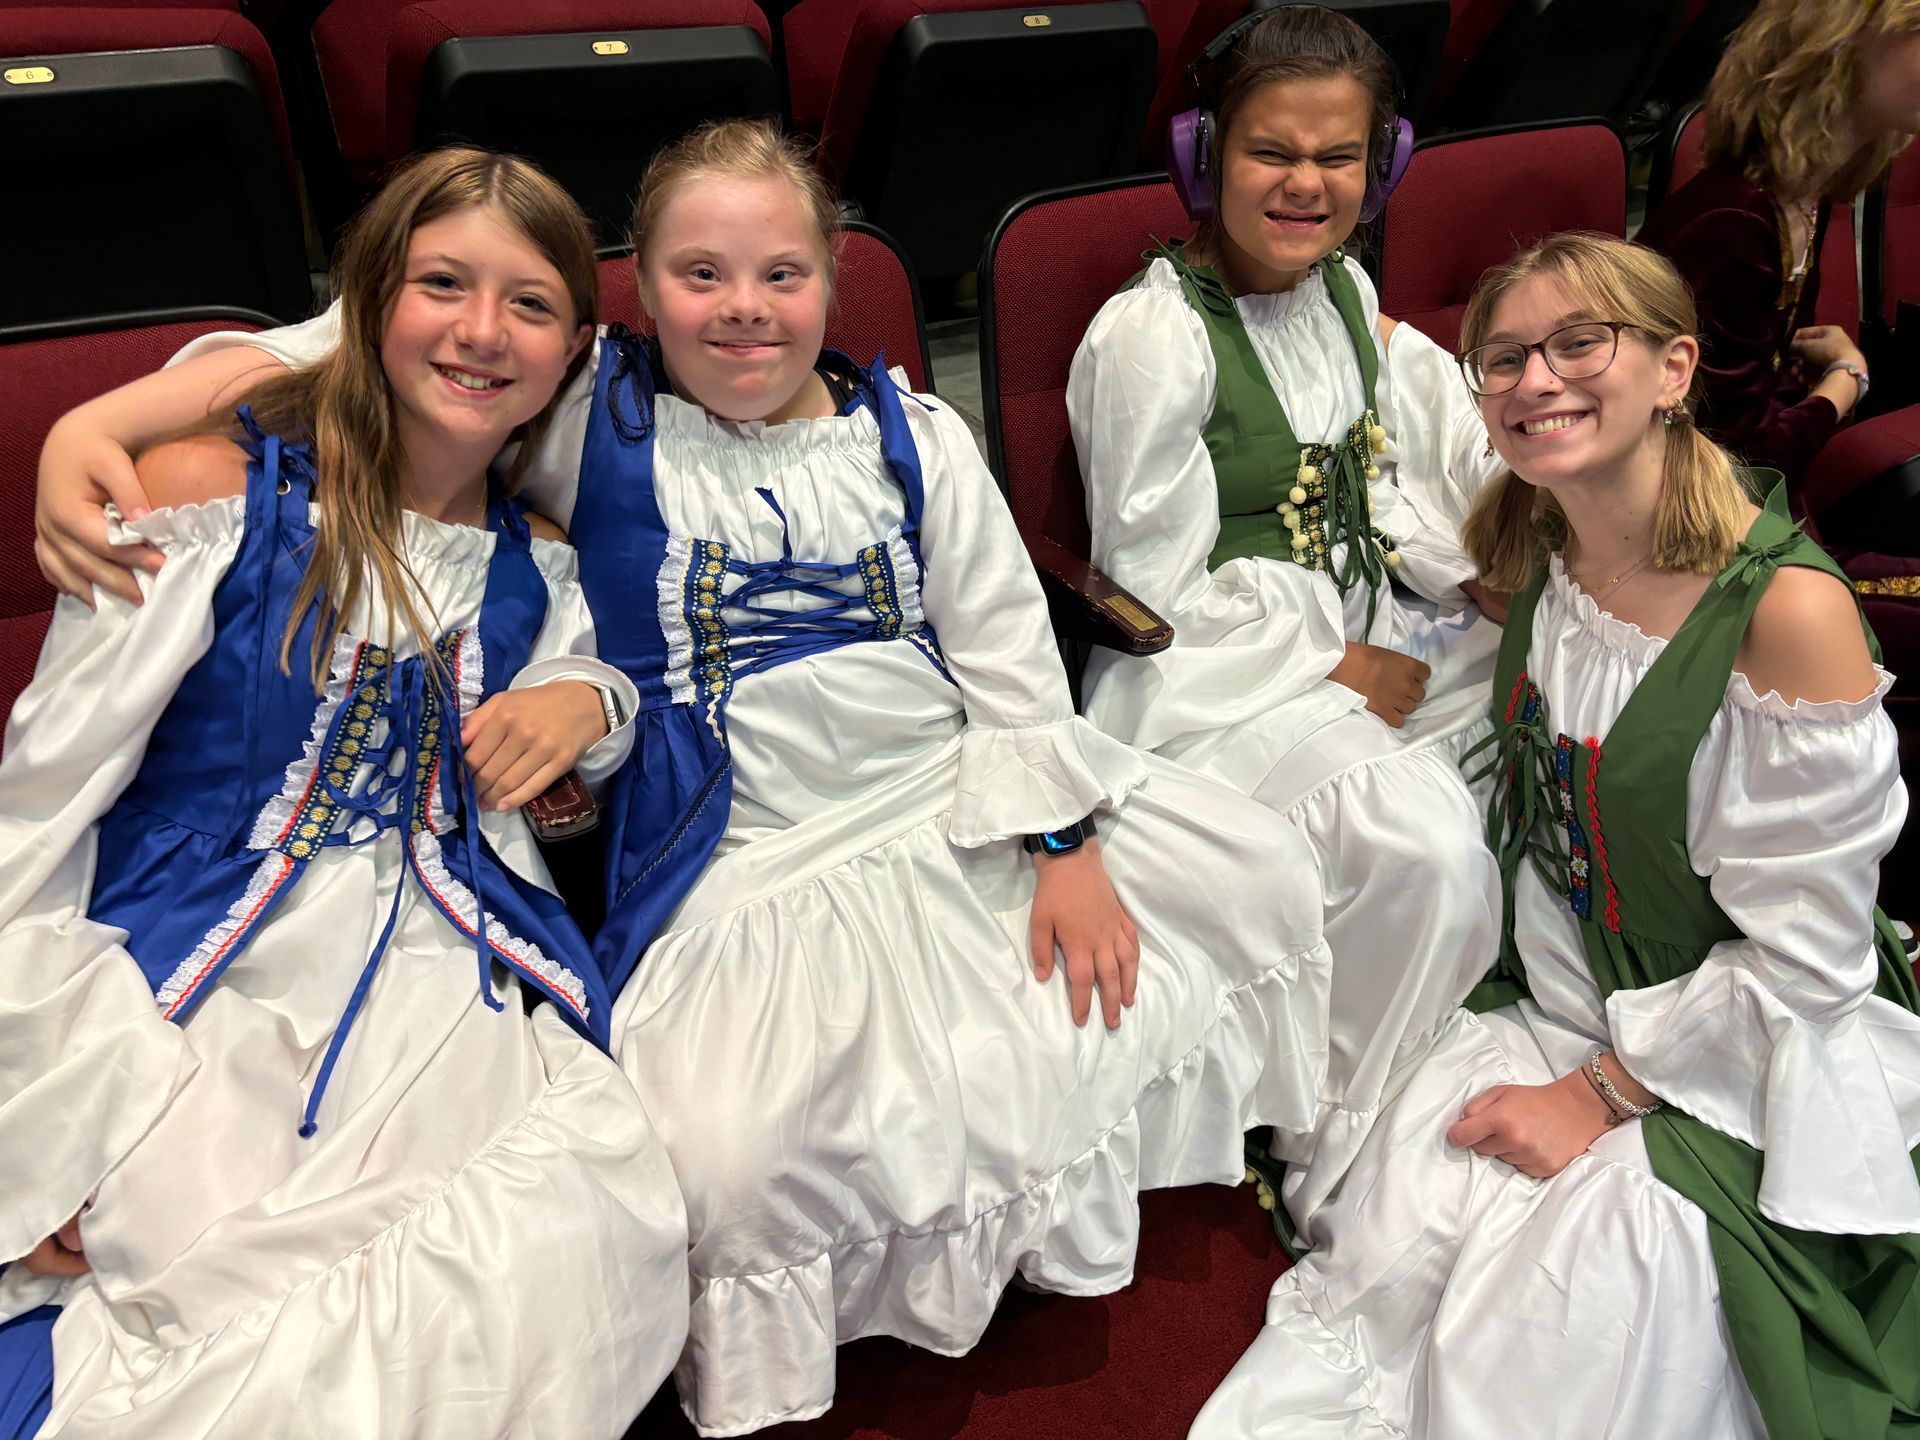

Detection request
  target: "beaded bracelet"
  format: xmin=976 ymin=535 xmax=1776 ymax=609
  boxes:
xmin=1584 ymin=1046 xmax=1661 ymax=1126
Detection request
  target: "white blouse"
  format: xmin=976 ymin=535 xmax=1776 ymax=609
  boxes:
xmin=1517 ymin=558 xmax=1920 ymax=1236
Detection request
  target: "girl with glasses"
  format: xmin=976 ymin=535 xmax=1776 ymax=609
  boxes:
xmin=1193 ymin=230 xmax=1919 ymax=1440
xmin=1067 ymin=5 xmax=1503 ymax=1231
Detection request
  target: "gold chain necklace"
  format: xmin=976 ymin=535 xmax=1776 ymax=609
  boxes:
xmin=1572 ymin=550 xmax=1653 ymax=603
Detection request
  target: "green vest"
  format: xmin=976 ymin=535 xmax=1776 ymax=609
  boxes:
xmin=1143 ymin=242 xmax=1397 ymax=630
xmin=1470 ymin=487 xmax=1920 ymax=1438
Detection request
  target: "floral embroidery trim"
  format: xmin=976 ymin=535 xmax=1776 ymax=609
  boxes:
xmin=248 ymin=635 xmax=374 ymax=852
xmin=1553 ymin=734 xmax=1592 ymax=921
xmin=682 ymin=538 xmax=732 ymax=740
xmin=408 ymin=830 xmax=590 ymax=1020
xmin=1583 ymin=737 xmax=1621 ymax=932
xmin=154 ymin=852 xmax=297 ymax=1019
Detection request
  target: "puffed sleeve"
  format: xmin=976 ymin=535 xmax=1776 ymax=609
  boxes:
xmin=0 ymin=505 xmax=243 ymax=1298
xmin=1066 ymin=272 xmax=1359 ymax=754
xmin=900 ymin=392 xmax=1149 ymax=846
xmin=1651 ymin=205 xmax=1840 ymax=479
xmin=1604 ymin=672 xmax=1920 ymax=1234
xmin=170 ymin=308 xmax=598 ymax=530
xmin=1372 ymin=316 xmax=1501 ymax=604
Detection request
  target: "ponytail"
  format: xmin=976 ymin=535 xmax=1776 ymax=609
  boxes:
xmin=1649 ymin=416 xmax=1748 ymax=574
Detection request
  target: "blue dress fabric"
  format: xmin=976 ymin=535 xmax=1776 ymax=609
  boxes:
xmin=0 ymin=1308 xmax=54 ymax=1440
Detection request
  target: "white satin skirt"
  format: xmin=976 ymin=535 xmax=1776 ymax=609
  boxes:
xmin=1192 ymin=1004 xmax=1766 ymax=1440
xmin=613 ymin=752 xmax=1337 ymax=1437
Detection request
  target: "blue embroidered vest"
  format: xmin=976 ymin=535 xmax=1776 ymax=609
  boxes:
xmin=573 ymin=331 xmax=948 ymax=993
xmin=86 ymin=419 xmax=611 ymax=1133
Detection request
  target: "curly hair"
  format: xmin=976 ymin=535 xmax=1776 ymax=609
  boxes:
xmin=1703 ymin=0 xmax=1920 ymax=200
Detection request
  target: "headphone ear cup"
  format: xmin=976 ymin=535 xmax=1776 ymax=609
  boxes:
xmin=1165 ymin=107 xmax=1216 ymax=221
xmin=1359 ymin=116 xmax=1415 ymax=223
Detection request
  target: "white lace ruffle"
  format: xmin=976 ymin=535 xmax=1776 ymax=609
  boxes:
xmin=659 ymin=532 xmax=698 ymax=708
xmin=247 ymin=633 xmax=366 ymax=851
xmin=154 ymin=852 xmax=297 ymax=1019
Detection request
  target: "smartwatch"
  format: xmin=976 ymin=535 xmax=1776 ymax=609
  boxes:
xmin=1023 ymin=816 xmax=1093 ymax=856
xmin=589 ymin=680 xmax=626 ymax=736
xmin=1822 ymin=360 xmax=1870 ymax=406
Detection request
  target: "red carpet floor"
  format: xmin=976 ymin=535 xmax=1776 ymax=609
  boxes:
xmin=625 ymin=1182 xmax=1290 ymax=1440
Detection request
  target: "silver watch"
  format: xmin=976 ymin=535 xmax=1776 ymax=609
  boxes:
xmin=590 ymin=681 xmax=625 ymax=735
xmin=1823 ymin=359 xmax=1870 ymax=405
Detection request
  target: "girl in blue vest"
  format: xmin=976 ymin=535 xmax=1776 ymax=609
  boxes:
xmin=32 ymin=121 xmax=1338 ymax=1436
xmin=0 ymin=150 xmax=689 ymax=1439
xmin=1068 ymin=6 xmax=1503 ymax=1229
xmin=1195 ymin=233 xmax=1919 ymax=1438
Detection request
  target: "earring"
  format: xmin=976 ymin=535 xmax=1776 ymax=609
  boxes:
xmin=1483 ymin=434 xmax=1495 ymax=458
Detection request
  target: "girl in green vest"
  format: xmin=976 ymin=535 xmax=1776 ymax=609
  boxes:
xmin=1068 ymin=6 xmax=1503 ymax=1230
xmin=1193 ymin=231 xmax=1920 ymax=1438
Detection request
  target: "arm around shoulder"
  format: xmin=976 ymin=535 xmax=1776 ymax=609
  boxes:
xmin=1737 ymin=565 xmax=1880 ymax=706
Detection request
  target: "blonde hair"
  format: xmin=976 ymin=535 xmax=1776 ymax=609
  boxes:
xmin=628 ymin=119 xmax=842 ymax=300
xmin=1458 ymin=232 xmax=1751 ymax=593
xmin=1704 ymin=0 xmax=1920 ymax=201
xmin=238 ymin=147 xmax=597 ymax=687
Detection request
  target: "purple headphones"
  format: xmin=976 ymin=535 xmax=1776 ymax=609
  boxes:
xmin=1166 ymin=9 xmax=1414 ymax=224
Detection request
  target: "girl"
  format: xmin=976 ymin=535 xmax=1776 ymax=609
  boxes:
xmin=1067 ymin=5 xmax=1502 ymax=1227
xmin=33 ymin=122 xmax=1338 ymax=1438
xmin=1640 ymin=0 xmax=1920 ymax=484
xmin=1193 ymin=232 xmax=1920 ymax=1439
xmin=0 ymin=150 xmax=689 ymax=1438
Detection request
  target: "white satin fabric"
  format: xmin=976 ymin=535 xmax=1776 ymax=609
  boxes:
xmin=1191 ymin=561 xmax=1917 ymax=1439
xmin=606 ymin=390 xmax=1335 ymax=1436
xmin=0 ymin=501 xmax=689 ymax=1439
xmin=1067 ymin=258 xmax=1504 ymax=1224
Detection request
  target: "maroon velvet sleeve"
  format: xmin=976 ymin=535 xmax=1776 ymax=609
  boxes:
xmin=1658 ymin=204 xmax=1840 ymax=481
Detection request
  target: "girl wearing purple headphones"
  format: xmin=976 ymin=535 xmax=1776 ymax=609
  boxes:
xmin=1067 ymin=5 xmax=1503 ymax=1233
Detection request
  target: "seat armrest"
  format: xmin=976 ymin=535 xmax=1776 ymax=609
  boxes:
xmin=1024 ymin=532 xmax=1173 ymax=655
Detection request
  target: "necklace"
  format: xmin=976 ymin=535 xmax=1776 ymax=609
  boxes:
xmin=405 ymin=485 xmax=489 ymax=528
xmin=1570 ymin=549 xmax=1653 ymax=604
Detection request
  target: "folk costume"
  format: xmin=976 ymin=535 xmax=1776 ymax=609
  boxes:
xmin=0 ymin=421 xmax=690 ymax=1439
xmin=1068 ymin=247 xmax=1504 ymax=1226
xmin=1192 ymin=494 xmax=1920 ymax=1439
xmin=177 ymin=316 xmax=1342 ymax=1438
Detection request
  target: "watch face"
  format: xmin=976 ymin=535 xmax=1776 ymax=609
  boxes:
xmin=1039 ymin=824 xmax=1084 ymax=855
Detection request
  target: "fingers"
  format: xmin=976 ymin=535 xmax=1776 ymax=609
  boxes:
xmin=484 ymin=750 xmax=552 ymax=811
xmin=1446 ymin=1111 xmax=1500 ymax=1149
xmin=1093 ymin=944 xmax=1123 ymax=1029
xmin=1460 ymin=1085 xmax=1506 ymax=1118
xmin=20 ymin=1235 xmax=89 ymax=1278
xmin=55 ymin=1217 xmax=84 ymax=1252
xmin=1117 ymin=910 xmax=1139 ymax=1009
xmin=1066 ymin=947 xmax=1094 ymax=1027
xmin=1029 ymin=913 xmax=1055 ymax=982
xmin=95 ymin=446 xmax=154 ymax=521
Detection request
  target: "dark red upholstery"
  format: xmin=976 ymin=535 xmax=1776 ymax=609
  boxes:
xmin=0 ymin=315 xmax=266 ymax=753
xmin=594 ymin=225 xmax=934 ymax=392
xmin=1139 ymin=0 xmax=1239 ymax=169
xmin=1669 ymin=104 xmax=1707 ymax=198
xmin=982 ymin=178 xmax=1192 ymax=550
xmin=1378 ymin=122 xmax=1626 ymax=354
xmin=310 ymin=0 xmax=772 ymax=180
xmin=1815 ymin=200 xmax=1861 ymax=339
xmin=795 ymin=0 xmax=1116 ymax=185
xmin=0 ymin=7 xmax=295 ymax=180
xmin=1877 ymin=146 xmax=1920 ymax=326
xmin=1800 ymin=404 xmax=1920 ymax=525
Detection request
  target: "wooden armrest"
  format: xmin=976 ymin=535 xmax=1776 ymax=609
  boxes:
xmin=1024 ymin=532 xmax=1173 ymax=655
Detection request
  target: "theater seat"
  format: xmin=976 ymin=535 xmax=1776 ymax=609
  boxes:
xmin=0 ymin=9 xmax=309 ymax=332
xmin=792 ymin=0 xmax=1158 ymax=283
xmin=1648 ymin=98 xmax=1705 ymax=209
xmin=1865 ymin=145 xmax=1920 ymax=406
xmin=311 ymin=0 xmax=777 ymax=242
xmin=595 ymin=221 xmax=936 ymax=391
xmin=1437 ymin=0 xmax=1683 ymax=130
xmin=1142 ymin=0 xmax=1451 ymax=162
xmin=1377 ymin=119 xmax=1627 ymax=354
xmin=980 ymin=174 xmax=1184 ymax=664
xmin=0 ymin=310 xmax=275 ymax=754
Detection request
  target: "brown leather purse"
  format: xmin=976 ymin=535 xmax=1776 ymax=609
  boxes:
xmin=523 ymin=769 xmax=599 ymax=841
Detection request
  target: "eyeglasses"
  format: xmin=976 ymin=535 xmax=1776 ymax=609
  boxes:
xmin=1457 ymin=321 xmax=1639 ymax=396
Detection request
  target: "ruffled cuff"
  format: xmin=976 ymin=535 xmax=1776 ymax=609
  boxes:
xmin=509 ymin=657 xmax=639 ymax=791
xmin=947 ymin=716 xmax=1151 ymax=847
xmin=1607 ymin=955 xmax=1920 ymax=1234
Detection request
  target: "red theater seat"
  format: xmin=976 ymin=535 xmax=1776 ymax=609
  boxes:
xmin=980 ymin=174 xmax=1187 ymax=658
xmin=595 ymin=221 xmax=935 ymax=391
xmin=1377 ymin=120 xmax=1627 ymax=354
xmin=790 ymin=0 xmax=1157 ymax=282
xmin=0 ymin=8 xmax=308 ymax=331
xmin=1868 ymin=145 xmax=1920 ymax=331
xmin=311 ymin=0 xmax=776 ymax=241
xmin=0 ymin=311 xmax=274 ymax=753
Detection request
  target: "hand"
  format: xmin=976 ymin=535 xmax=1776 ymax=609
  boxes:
xmin=1446 ymin=1066 xmax=1615 ymax=1179
xmin=1461 ymin=577 xmax=1509 ymax=624
xmin=1327 ymin=642 xmax=1430 ymax=727
xmin=35 ymin=416 xmax=161 ymax=608
xmin=1789 ymin=325 xmax=1866 ymax=373
xmin=21 ymin=1214 xmax=88 ymax=1277
xmin=1028 ymin=838 xmax=1140 ymax=1030
xmin=460 ymin=681 xmax=608 ymax=812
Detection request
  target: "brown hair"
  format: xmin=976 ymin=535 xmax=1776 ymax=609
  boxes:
xmin=1458 ymin=232 xmax=1752 ymax=592
xmin=238 ymin=147 xmax=597 ymax=687
xmin=627 ymin=119 xmax=842 ymax=302
xmin=1704 ymin=0 xmax=1920 ymax=201
xmin=1190 ymin=5 xmax=1399 ymax=260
